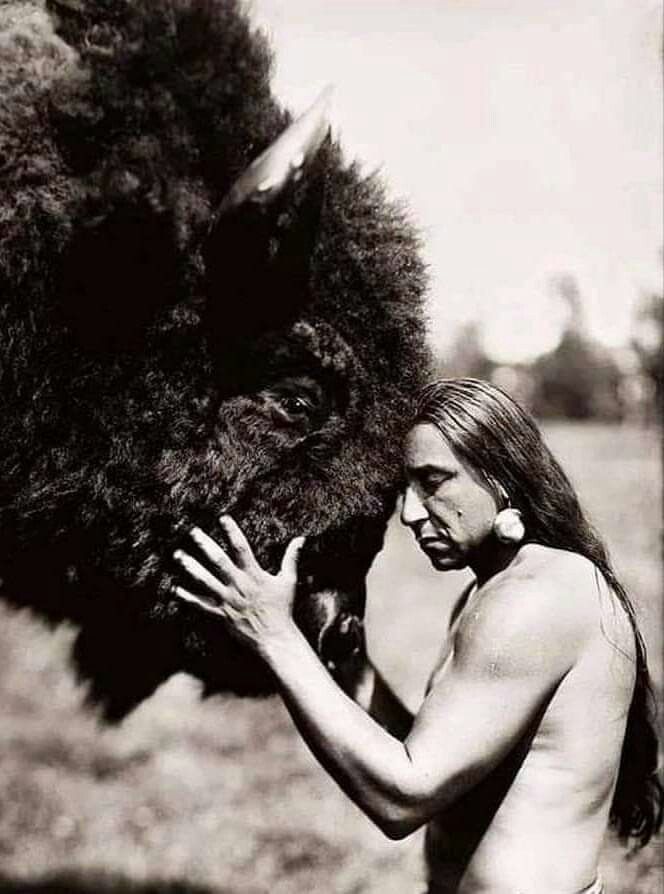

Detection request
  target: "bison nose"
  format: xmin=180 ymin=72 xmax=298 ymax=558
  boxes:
xmin=292 ymin=585 xmax=365 ymax=657
xmin=320 ymin=612 xmax=364 ymax=664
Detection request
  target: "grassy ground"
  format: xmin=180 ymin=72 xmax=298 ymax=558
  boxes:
xmin=0 ymin=423 xmax=661 ymax=893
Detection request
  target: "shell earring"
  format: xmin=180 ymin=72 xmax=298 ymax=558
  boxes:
xmin=492 ymin=491 xmax=525 ymax=544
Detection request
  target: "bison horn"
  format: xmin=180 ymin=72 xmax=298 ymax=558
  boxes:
xmin=218 ymin=86 xmax=333 ymax=215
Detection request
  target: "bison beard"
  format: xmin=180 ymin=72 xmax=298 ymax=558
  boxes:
xmin=0 ymin=0 xmax=430 ymax=720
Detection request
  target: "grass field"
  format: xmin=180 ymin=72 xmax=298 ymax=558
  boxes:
xmin=0 ymin=423 xmax=661 ymax=893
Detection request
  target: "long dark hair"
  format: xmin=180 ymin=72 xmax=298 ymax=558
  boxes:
xmin=415 ymin=377 xmax=662 ymax=848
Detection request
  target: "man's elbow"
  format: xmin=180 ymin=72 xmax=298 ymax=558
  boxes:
xmin=371 ymin=801 xmax=428 ymax=841
xmin=367 ymin=763 xmax=451 ymax=840
xmin=378 ymin=815 xmax=422 ymax=841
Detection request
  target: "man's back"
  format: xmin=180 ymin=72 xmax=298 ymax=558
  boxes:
xmin=424 ymin=544 xmax=636 ymax=893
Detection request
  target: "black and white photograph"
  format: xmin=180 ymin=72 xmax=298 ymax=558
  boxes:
xmin=0 ymin=2 xmax=661 ymax=892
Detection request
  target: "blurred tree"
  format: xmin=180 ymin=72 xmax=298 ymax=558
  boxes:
xmin=530 ymin=275 xmax=623 ymax=420
xmin=436 ymin=274 xmax=659 ymax=423
xmin=490 ymin=365 xmax=536 ymax=412
xmin=630 ymin=291 xmax=663 ymax=418
xmin=438 ymin=321 xmax=494 ymax=379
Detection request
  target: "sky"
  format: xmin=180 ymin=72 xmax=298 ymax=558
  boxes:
xmin=250 ymin=0 xmax=662 ymax=363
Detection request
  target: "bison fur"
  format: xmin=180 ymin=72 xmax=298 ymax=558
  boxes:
xmin=0 ymin=0 xmax=430 ymax=720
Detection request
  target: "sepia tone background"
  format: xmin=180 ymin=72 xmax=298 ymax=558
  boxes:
xmin=0 ymin=2 xmax=661 ymax=892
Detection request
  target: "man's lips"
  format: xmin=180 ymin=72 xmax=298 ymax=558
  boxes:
xmin=417 ymin=537 xmax=451 ymax=552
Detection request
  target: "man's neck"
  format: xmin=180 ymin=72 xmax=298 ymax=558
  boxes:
xmin=468 ymin=540 xmax=521 ymax=587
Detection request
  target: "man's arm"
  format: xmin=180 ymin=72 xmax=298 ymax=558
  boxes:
xmin=259 ymin=576 xmax=587 ymax=839
xmin=343 ymin=658 xmax=415 ymax=741
xmin=174 ymin=522 xmax=589 ymax=840
xmin=347 ymin=582 xmax=477 ymax=739
xmin=323 ymin=619 xmax=414 ymax=740
xmin=264 ymin=582 xmax=594 ymax=838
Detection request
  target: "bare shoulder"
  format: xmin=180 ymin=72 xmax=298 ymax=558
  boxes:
xmin=454 ymin=546 xmax=616 ymax=678
xmin=511 ymin=544 xmax=634 ymax=654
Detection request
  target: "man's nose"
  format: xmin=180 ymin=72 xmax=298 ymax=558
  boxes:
xmin=400 ymin=485 xmax=428 ymax=527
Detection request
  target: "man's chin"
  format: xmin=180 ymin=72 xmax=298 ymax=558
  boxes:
xmin=427 ymin=551 xmax=464 ymax=571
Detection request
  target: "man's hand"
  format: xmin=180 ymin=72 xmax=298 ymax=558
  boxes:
xmin=172 ymin=516 xmax=305 ymax=659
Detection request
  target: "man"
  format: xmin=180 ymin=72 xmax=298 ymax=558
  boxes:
xmin=172 ymin=378 xmax=661 ymax=893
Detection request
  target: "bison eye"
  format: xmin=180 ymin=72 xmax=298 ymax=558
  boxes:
xmin=280 ymin=394 xmax=313 ymax=416
xmin=262 ymin=376 xmax=327 ymax=429
xmin=273 ymin=391 xmax=318 ymax=426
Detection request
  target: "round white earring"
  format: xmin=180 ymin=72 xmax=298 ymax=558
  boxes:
xmin=493 ymin=508 xmax=525 ymax=544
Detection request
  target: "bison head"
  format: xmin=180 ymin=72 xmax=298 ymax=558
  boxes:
xmin=0 ymin=0 xmax=430 ymax=719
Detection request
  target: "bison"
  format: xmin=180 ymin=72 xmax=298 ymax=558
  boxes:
xmin=0 ymin=0 xmax=430 ymax=719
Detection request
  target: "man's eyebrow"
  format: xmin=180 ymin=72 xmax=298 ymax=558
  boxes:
xmin=405 ymin=463 xmax=452 ymax=476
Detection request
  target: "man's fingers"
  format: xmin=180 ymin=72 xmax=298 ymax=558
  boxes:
xmin=172 ymin=584 xmax=244 ymax=617
xmin=280 ymin=536 xmax=306 ymax=577
xmin=171 ymin=585 xmax=226 ymax=618
xmin=189 ymin=526 xmax=237 ymax=580
xmin=173 ymin=549 xmax=240 ymax=601
xmin=219 ymin=515 xmax=256 ymax=569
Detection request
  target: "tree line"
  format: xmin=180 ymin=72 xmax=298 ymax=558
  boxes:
xmin=439 ymin=276 xmax=662 ymax=424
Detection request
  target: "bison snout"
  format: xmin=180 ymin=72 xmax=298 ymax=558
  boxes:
xmin=293 ymin=588 xmax=367 ymax=692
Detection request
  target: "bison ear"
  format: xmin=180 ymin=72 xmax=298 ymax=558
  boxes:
xmin=202 ymin=89 xmax=332 ymax=341
xmin=56 ymin=205 xmax=180 ymax=352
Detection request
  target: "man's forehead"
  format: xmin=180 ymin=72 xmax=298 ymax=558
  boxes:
xmin=404 ymin=423 xmax=459 ymax=470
